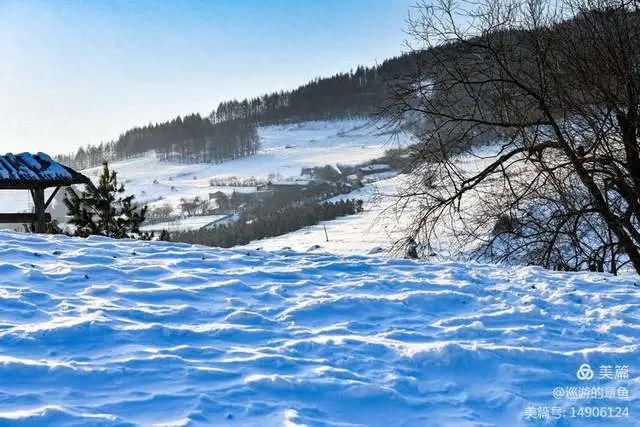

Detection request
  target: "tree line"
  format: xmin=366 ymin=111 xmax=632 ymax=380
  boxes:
xmin=56 ymin=115 xmax=259 ymax=169
xmin=210 ymin=54 xmax=421 ymax=125
xmin=56 ymin=52 xmax=423 ymax=170
xmin=171 ymin=199 xmax=364 ymax=248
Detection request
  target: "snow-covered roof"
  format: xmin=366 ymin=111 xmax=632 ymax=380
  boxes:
xmin=360 ymin=171 xmax=397 ymax=183
xmin=0 ymin=152 xmax=90 ymax=189
xmin=358 ymin=163 xmax=390 ymax=172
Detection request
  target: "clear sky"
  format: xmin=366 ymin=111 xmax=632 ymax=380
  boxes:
xmin=0 ymin=0 xmax=414 ymax=154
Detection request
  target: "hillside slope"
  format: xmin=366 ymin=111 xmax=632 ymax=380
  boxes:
xmin=0 ymin=120 xmax=406 ymax=217
xmin=83 ymin=119 xmax=402 ymax=212
xmin=0 ymin=232 xmax=637 ymax=426
xmin=242 ymin=174 xmax=409 ymax=255
xmin=241 ymin=144 xmax=500 ymax=256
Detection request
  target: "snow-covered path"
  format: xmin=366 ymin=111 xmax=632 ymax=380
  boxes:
xmin=0 ymin=232 xmax=638 ymax=426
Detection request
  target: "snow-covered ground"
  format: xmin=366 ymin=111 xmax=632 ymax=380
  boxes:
xmin=243 ymin=174 xmax=411 ymax=256
xmin=0 ymin=120 xmax=406 ymax=216
xmin=139 ymin=214 xmax=228 ymax=233
xmin=85 ymin=120 xmax=404 ymax=212
xmin=0 ymin=231 xmax=637 ymax=426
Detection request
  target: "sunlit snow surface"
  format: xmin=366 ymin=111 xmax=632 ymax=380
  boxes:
xmin=0 ymin=232 xmax=638 ymax=426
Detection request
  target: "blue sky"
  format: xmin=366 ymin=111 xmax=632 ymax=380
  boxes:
xmin=0 ymin=0 xmax=414 ymax=154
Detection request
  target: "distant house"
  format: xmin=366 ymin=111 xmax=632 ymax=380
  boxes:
xmin=346 ymin=174 xmax=361 ymax=185
xmin=356 ymin=164 xmax=391 ymax=179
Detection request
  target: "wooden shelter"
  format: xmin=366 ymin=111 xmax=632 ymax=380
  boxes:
xmin=0 ymin=152 xmax=92 ymax=233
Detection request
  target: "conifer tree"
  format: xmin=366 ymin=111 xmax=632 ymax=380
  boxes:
xmin=64 ymin=162 xmax=147 ymax=238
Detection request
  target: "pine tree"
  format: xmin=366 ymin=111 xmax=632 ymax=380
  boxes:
xmin=64 ymin=162 xmax=147 ymax=238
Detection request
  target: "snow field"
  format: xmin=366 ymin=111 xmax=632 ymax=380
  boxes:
xmin=82 ymin=120 xmax=405 ymax=212
xmin=0 ymin=120 xmax=405 ymax=217
xmin=0 ymin=231 xmax=637 ymax=425
xmin=240 ymin=145 xmax=499 ymax=257
xmin=243 ymin=174 xmax=411 ymax=256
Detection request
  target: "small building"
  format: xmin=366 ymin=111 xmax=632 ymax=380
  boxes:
xmin=356 ymin=164 xmax=391 ymax=179
xmin=0 ymin=152 xmax=92 ymax=233
xmin=346 ymin=174 xmax=360 ymax=185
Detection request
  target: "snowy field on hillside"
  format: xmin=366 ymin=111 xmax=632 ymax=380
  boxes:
xmin=242 ymin=174 xmax=411 ymax=256
xmin=85 ymin=120 xmax=402 ymax=212
xmin=0 ymin=120 xmax=408 ymax=215
xmin=242 ymin=145 xmax=500 ymax=257
xmin=0 ymin=231 xmax=638 ymax=426
xmin=139 ymin=214 xmax=229 ymax=233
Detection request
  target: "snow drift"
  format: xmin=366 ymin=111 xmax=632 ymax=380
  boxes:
xmin=0 ymin=231 xmax=637 ymax=426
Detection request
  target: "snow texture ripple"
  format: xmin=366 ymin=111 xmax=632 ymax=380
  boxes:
xmin=0 ymin=231 xmax=638 ymax=426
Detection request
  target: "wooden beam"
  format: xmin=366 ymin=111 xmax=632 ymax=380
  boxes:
xmin=44 ymin=186 xmax=61 ymax=210
xmin=0 ymin=213 xmax=51 ymax=223
xmin=0 ymin=179 xmax=90 ymax=190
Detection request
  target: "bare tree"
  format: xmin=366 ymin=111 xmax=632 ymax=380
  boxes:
xmin=385 ymin=0 xmax=640 ymax=273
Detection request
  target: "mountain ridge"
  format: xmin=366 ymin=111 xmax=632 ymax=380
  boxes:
xmin=55 ymin=52 xmax=421 ymax=170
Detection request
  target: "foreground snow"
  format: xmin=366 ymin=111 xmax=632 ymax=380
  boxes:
xmin=0 ymin=232 xmax=638 ymax=426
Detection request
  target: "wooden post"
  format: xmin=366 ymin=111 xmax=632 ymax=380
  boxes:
xmin=323 ymin=224 xmax=329 ymax=242
xmin=32 ymin=187 xmax=46 ymax=233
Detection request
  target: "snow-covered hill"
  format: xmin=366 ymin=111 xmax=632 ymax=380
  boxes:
xmin=83 ymin=120 xmax=405 ymax=212
xmin=242 ymin=174 xmax=411 ymax=256
xmin=0 ymin=231 xmax=637 ymax=426
xmin=240 ymin=145 xmax=498 ymax=257
xmin=0 ymin=120 xmax=406 ymax=217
